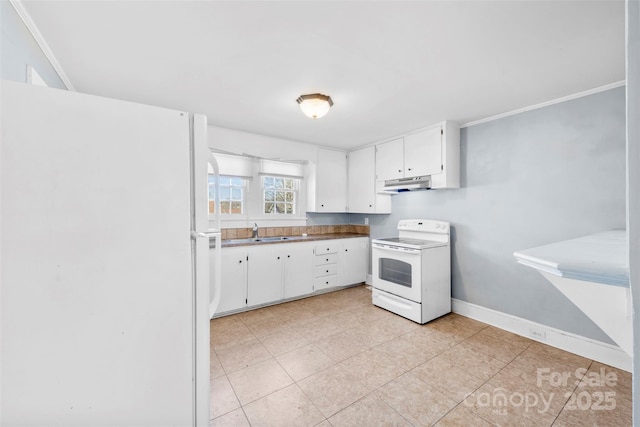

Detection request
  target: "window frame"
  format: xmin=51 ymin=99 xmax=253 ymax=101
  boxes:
xmin=261 ymin=175 xmax=299 ymax=216
xmin=208 ymin=174 xmax=247 ymax=218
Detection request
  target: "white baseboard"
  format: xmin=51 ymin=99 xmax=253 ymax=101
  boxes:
xmin=366 ymin=274 xmax=372 ymax=286
xmin=451 ymin=298 xmax=632 ymax=372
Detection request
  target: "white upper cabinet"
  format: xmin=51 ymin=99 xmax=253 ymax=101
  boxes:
xmin=404 ymin=126 xmax=442 ymax=177
xmin=375 ymin=138 xmax=404 ymax=181
xmin=373 ymin=121 xmax=459 ymax=189
xmin=431 ymin=121 xmax=460 ymax=189
xmin=348 ymin=146 xmax=391 ymax=213
xmin=307 ymin=147 xmax=348 ymax=212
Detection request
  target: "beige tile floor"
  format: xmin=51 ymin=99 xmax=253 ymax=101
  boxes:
xmin=209 ymin=285 xmax=632 ymax=426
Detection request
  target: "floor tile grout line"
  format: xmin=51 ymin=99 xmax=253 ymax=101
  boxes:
xmin=548 ymin=359 xmax=595 ymax=427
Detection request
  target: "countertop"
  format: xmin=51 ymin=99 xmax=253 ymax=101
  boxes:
xmin=216 ymin=232 xmax=369 ymax=248
xmin=513 ymin=229 xmax=629 ymax=288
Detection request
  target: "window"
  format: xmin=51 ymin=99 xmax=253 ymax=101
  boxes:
xmin=208 ymin=175 xmax=245 ymax=214
xmin=263 ymin=176 xmax=298 ymax=215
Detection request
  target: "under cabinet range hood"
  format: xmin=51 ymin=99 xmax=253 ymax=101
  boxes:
xmin=383 ymin=176 xmax=431 ymax=192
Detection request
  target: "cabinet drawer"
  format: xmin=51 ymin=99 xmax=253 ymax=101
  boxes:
xmin=314 ymin=243 xmax=338 ymax=255
xmin=314 ymin=275 xmax=338 ymax=290
xmin=314 ymin=264 xmax=337 ymax=277
xmin=314 ymin=253 xmax=337 ymax=266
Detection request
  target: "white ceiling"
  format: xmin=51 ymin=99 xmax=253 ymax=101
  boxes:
xmin=21 ymin=0 xmax=625 ymax=150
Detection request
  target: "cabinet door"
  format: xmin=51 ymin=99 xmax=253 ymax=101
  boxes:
xmin=375 ymin=138 xmax=404 ymax=181
xmin=404 ymin=126 xmax=442 ymax=177
xmin=339 ymin=238 xmax=369 ymax=286
xmin=218 ymin=249 xmax=248 ymax=313
xmin=247 ymin=246 xmax=283 ymax=306
xmin=283 ymin=243 xmax=314 ymax=299
xmin=315 ymin=148 xmax=348 ymax=212
xmin=348 ymin=146 xmax=375 ymax=213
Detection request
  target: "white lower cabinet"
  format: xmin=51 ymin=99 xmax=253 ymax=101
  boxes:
xmin=313 ymin=242 xmax=339 ymax=291
xmin=339 ymin=237 xmax=369 ymax=286
xmin=283 ymin=242 xmax=315 ymax=299
xmin=218 ymin=247 xmax=248 ymax=314
xmin=247 ymin=245 xmax=284 ymax=306
xmin=217 ymin=237 xmax=368 ymax=315
xmin=246 ymin=241 xmax=315 ymax=306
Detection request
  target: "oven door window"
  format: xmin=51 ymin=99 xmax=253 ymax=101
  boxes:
xmin=378 ymin=258 xmax=412 ymax=288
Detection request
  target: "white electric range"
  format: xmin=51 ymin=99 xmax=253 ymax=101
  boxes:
xmin=371 ymin=219 xmax=451 ymax=324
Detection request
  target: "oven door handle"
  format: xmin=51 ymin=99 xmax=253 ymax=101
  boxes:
xmin=372 ymin=244 xmax=421 ymax=255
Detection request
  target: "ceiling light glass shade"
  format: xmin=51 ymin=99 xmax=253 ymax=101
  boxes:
xmin=296 ymin=93 xmax=333 ymax=119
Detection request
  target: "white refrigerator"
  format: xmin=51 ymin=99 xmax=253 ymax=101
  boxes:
xmin=1 ymin=80 xmax=216 ymax=426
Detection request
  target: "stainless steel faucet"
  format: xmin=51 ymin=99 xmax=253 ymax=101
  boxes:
xmin=252 ymin=223 xmax=259 ymax=239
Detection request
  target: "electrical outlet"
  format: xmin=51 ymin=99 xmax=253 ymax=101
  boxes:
xmin=529 ymin=327 xmax=547 ymax=341
xmin=364 ymin=217 xmax=369 ymax=225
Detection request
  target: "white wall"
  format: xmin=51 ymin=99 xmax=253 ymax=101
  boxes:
xmin=626 ymin=0 xmax=639 ymax=423
xmin=208 ymin=125 xmax=324 ymax=163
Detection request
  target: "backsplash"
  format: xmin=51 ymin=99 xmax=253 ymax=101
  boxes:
xmin=221 ymin=224 xmax=369 ymax=239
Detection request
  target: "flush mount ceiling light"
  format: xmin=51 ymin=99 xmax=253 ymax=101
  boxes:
xmin=296 ymin=93 xmax=334 ymax=119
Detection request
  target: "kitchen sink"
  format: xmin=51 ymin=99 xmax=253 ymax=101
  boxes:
xmin=223 ymin=236 xmax=293 ymax=244
xmin=255 ymin=236 xmax=291 ymax=242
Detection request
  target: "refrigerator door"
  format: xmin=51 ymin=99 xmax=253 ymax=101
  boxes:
xmin=1 ymin=81 xmax=208 ymax=425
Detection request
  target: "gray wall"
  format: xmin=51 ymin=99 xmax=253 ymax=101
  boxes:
xmin=1 ymin=0 xmax=66 ymax=88
xmin=352 ymin=86 xmax=627 ymax=344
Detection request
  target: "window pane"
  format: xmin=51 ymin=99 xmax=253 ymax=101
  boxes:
xmin=209 ymin=176 xmax=245 ymax=216
xmin=262 ymin=175 xmax=298 ymax=215
xmin=230 ymin=201 xmax=242 ymax=214
xmin=208 ymin=175 xmax=216 ymax=199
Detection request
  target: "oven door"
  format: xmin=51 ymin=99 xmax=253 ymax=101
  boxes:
xmin=372 ymin=243 xmax=422 ymax=303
